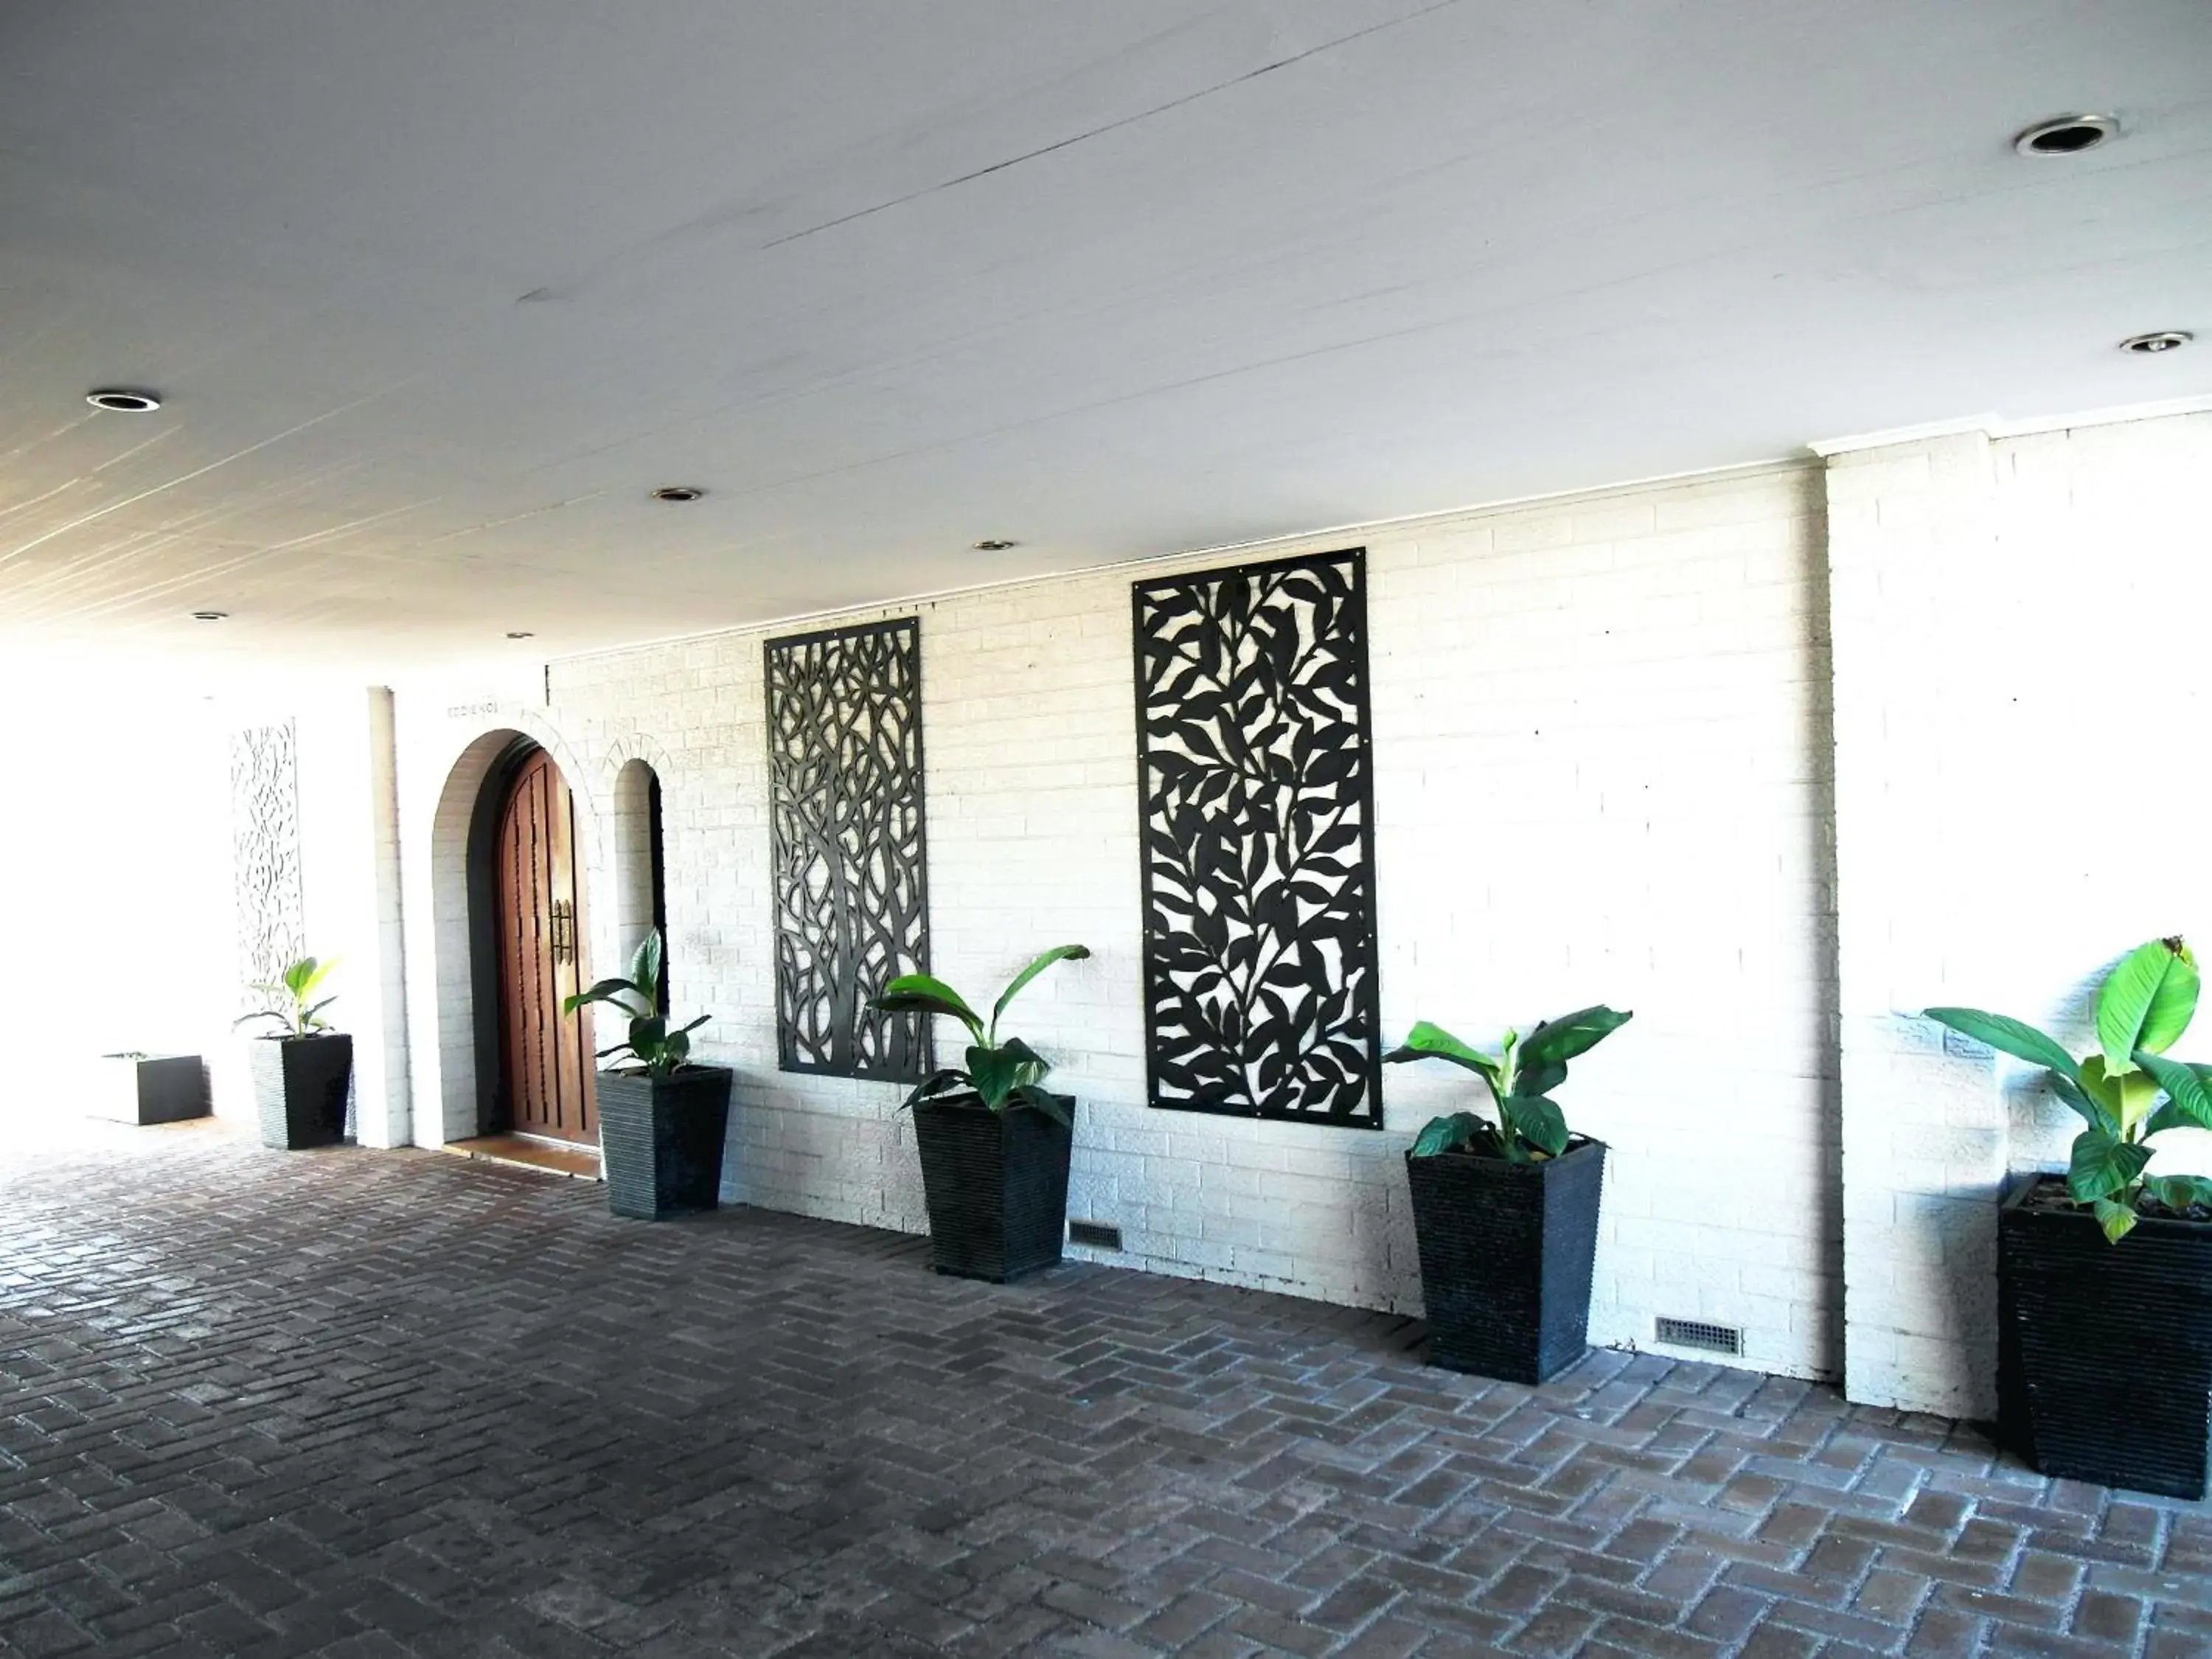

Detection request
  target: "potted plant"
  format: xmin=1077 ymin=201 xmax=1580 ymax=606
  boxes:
xmin=563 ymin=930 xmax=729 ymax=1220
xmin=236 ymin=956 xmax=352 ymax=1150
xmin=874 ymin=946 xmax=1090 ymax=1282
xmin=1926 ymin=936 xmax=2212 ymax=1498
xmin=1383 ymin=1006 xmax=1632 ymax=1383
xmin=90 ymin=1052 xmax=209 ymax=1125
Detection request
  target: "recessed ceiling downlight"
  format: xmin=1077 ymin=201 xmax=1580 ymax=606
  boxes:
xmin=2014 ymin=114 xmax=2118 ymax=156
xmin=87 ymin=389 xmax=162 ymax=413
xmin=506 ymin=630 xmax=535 ymax=639
xmin=2120 ymin=330 xmax=2193 ymax=355
xmin=972 ymin=538 xmax=1018 ymax=552
xmin=651 ymin=485 xmax=705 ymax=502
xmin=191 ymin=610 xmax=228 ymax=622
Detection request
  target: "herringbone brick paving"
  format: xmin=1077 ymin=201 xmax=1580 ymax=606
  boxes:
xmin=1 ymin=1121 xmax=2206 ymax=1658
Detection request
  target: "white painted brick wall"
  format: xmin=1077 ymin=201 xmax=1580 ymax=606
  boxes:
xmin=1828 ymin=411 xmax=2212 ymax=1416
xmin=229 ymin=405 xmax=2211 ymax=1416
xmin=394 ymin=460 xmax=1842 ymax=1380
xmin=230 ymin=689 xmax=409 ymax=1144
xmin=365 ymin=688 xmax=412 ymax=1148
xmin=1827 ymin=431 xmax=2004 ymax=1416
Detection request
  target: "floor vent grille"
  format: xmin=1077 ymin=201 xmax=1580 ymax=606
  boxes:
xmin=1655 ymin=1317 xmax=1743 ymax=1356
xmin=1068 ymin=1220 xmax=1123 ymax=1251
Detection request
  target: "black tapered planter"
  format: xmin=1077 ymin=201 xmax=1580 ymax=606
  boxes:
xmin=911 ymin=1093 xmax=1074 ymax=1283
xmin=92 ymin=1053 xmax=209 ymax=1125
xmin=597 ymin=1065 xmax=732 ymax=1220
xmin=249 ymin=1033 xmax=353 ymax=1150
xmin=1999 ymin=1175 xmax=2212 ymax=1498
xmin=1405 ymin=1136 xmax=1605 ymax=1384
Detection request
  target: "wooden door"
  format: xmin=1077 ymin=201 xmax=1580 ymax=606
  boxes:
xmin=495 ymin=751 xmax=597 ymax=1143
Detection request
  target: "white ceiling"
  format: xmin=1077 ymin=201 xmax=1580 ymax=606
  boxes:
xmin=3 ymin=0 xmax=2208 ymax=674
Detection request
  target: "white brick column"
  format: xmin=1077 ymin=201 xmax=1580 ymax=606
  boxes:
xmin=364 ymin=687 xmax=414 ymax=1147
xmin=1825 ymin=433 xmax=2006 ymax=1417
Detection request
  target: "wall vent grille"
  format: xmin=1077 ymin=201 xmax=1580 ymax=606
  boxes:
xmin=1655 ymin=1317 xmax=1743 ymax=1355
xmin=1068 ymin=1220 xmax=1123 ymax=1251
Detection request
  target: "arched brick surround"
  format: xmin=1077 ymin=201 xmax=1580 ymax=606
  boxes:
xmin=596 ymin=732 xmax=680 ymax=989
xmin=413 ymin=714 xmax=601 ymax=1144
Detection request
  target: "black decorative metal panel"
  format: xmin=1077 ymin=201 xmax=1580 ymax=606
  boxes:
xmin=231 ymin=720 xmax=305 ymax=1009
xmin=765 ymin=618 xmax=933 ymax=1080
xmin=1133 ymin=548 xmax=1382 ymax=1127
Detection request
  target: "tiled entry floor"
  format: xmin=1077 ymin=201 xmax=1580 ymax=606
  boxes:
xmin=0 ymin=1123 xmax=2205 ymax=1658
xmin=444 ymin=1133 xmax=605 ymax=1182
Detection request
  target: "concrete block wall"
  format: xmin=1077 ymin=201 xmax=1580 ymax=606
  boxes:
xmin=395 ymin=459 xmax=1843 ymax=1380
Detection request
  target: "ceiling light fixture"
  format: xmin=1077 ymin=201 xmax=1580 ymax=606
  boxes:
xmin=972 ymin=538 xmax=1018 ymax=552
xmin=190 ymin=610 xmax=228 ymax=622
xmin=87 ymin=389 xmax=163 ymax=413
xmin=2119 ymin=330 xmax=2193 ymax=355
xmin=505 ymin=630 xmax=535 ymax=639
xmin=651 ymin=485 xmax=705 ymax=502
xmin=2013 ymin=114 xmax=2118 ymax=157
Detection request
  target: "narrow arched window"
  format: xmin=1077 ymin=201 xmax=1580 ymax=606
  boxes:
xmin=612 ymin=759 xmax=669 ymax=1006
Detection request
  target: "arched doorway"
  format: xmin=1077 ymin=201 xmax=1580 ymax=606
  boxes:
xmin=486 ymin=745 xmax=597 ymax=1144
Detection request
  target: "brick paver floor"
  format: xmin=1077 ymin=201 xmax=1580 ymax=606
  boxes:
xmin=1 ymin=1120 xmax=2206 ymax=1658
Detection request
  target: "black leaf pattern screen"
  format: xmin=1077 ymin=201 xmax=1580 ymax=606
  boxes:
xmin=765 ymin=619 xmax=933 ymax=1081
xmin=231 ymin=720 xmax=305 ymax=1010
xmin=1133 ymin=548 xmax=1382 ymax=1127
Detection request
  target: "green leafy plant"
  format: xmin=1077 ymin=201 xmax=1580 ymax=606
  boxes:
xmin=234 ymin=956 xmax=340 ymax=1040
xmin=873 ymin=946 xmax=1091 ymax=1124
xmin=1384 ymin=1006 xmax=1632 ymax=1161
xmin=561 ymin=930 xmax=709 ymax=1079
xmin=1926 ymin=937 xmax=2212 ymax=1242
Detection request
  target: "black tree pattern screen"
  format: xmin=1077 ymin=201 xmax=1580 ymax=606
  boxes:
xmin=765 ymin=618 xmax=933 ymax=1080
xmin=231 ymin=720 xmax=305 ymax=1012
xmin=1133 ymin=548 xmax=1382 ymax=1127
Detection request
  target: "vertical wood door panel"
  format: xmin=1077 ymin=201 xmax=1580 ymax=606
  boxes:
xmin=495 ymin=751 xmax=597 ymax=1143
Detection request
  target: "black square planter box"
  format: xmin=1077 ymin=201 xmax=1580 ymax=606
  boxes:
xmin=249 ymin=1034 xmax=353 ymax=1150
xmin=92 ymin=1053 xmax=209 ymax=1125
xmin=912 ymin=1093 xmax=1074 ymax=1283
xmin=597 ymin=1066 xmax=733 ymax=1220
xmin=1405 ymin=1136 xmax=1606 ymax=1384
xmin=1999 ymin=1174 xmax=2212 ymax=1498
